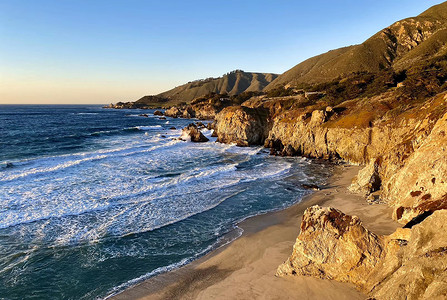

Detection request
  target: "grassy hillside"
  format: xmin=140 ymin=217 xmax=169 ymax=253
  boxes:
xmin=266 ymin=1 xmax=447 ymax=90
xmin=155 ymin=70 xmax=278 ymax=105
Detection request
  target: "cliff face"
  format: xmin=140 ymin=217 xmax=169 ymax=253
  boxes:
xmin=382 ymin=110 xmax=447 ymax=223
xmin=370 ymin=209 xmax=447 ymax=300
xmin=214 ymin=90 xmax=447 ymax=223
xmin=277 ymin=206 xmax=447 ymax=300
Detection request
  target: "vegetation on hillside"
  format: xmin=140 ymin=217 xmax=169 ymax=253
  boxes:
xmin=265 ymin=1 xmax=447 ymax=90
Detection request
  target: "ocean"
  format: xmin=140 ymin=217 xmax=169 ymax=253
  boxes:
xmin=0 ymin=105 xmax=332 ymax=299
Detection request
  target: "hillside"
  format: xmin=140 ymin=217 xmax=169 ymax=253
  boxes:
xmin=157 ymin=70 xmax=277 ymax=104
xmin=129 ymin=70 xmax=277 ymax=108
xmin=106 ymin=70 xmax=277 ymax=108
xmin=266 ymin=1 xmax=447 ymax=89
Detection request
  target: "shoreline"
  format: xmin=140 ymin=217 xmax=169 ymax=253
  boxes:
xmin=111 ymin=164 xmax=400 ymax=300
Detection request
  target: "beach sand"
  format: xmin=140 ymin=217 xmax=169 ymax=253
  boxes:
xmin=111 ymin=164 xmax=400 ymax=300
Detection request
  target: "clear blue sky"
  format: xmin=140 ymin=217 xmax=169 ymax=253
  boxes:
xmin=0 ymin=0 xmax=444 ymax=104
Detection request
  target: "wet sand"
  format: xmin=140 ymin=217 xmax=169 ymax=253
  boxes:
xmin=111 ymin=164 xmax=399 ymax=300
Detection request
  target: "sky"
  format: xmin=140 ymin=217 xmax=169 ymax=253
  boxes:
xmin=0 ymin=0 xmax=445 ymax=104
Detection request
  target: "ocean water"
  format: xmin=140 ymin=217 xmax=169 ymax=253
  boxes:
xmin=0 ymin=105 xmax=332 ymax=299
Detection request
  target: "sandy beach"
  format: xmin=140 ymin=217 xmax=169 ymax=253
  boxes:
xmin=111 ymin=164 xmax=400 ymax=300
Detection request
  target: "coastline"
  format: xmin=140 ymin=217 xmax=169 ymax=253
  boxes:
xmin=111 ymin=164 xmax=400 ymax=300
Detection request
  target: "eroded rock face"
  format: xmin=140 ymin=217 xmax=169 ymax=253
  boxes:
xmin=371 ymin=210 xmax=447 ymax=300
xmin=215 ymin=106 xmax=269 ymax=146
xmin=164 ymin=107 xmax=182 ymax=118
xmin=382 ymin=112 xmax=447 ymax=223
xmin=212 ymin=89 xmax=447 ymax=221
xmin=278 ymin=206 xmax=447 ymax=300
xmin=277 ymin=206 xmax=385 ymax=288
xmin=191 ymin=103 xmax=220 ymax=120
xmin=265 ymin=110 xmax=333 ymax=160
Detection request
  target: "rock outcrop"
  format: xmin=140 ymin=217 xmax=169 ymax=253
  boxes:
xmin=370 ymin=209 xmax=447 ymax=300
xmin=165 ymin=107 xmax=182 ymax=118
xmin=215 ymin=106 xmax=269 ymax=146
xmin=382 ymin=111 xmax=447 ymax=223
xmin=349 ymin=158 xmax=381 ymax=196
xmin=261 ymin=93 xmax=447 ymax=221
xmin=278 ymin=206 xmax=447 ymax=300
xmin=156 ymin=101 xmax=227 ymax=120
xmin=276 ymin=206 xmax=386 ymax=288
xmin=181 ymin=124 xmax=209 ymax=143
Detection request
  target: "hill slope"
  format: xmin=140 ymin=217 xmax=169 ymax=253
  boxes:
xmin=266 ymin=1 xmax=447 ymax=89
xmin=153 ymin=70 xmax=277 ymax=105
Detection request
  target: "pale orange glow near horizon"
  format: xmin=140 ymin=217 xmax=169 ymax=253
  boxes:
xmin=0 ymin=76 xmax=176 ymax=105
xmin=1 ymin=1 xmax=441 ymax=105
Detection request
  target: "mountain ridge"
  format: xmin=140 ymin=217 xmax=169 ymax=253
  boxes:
xmin=132 ymin=70 xmax=278 ymax=107
xmin=265 ymin=1 xmax=447 ymax=89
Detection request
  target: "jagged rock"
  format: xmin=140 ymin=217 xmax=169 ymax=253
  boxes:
xmin=192 ymin=104 xmax=220 ymax=120
xmin=215 ymin=106 xmax=269 ymax=146
xmin=277 ymin=206 xmax=447 ymax=300
xmin=349 ymin=158 xmax=382 ymax=196
xmin=182 ymin=107 xmax=195 ymax=118
xmin=369 ymin=210 xmax=447 ymax=300
xmin=277 ymin=206 xmax=385 ymax=288
xmin=211 ymin=130 xmax=218 ymax=137
xmin=138 ymin=114 xmax=149 ymax=117
xmin=169 ymin=126 xmax=176 ymax=130
xmin=264 ymin=92 xmax=440 ymax=163
xmin=165 ymin=107 xmax=182 ymax=118
xmin=181 ymin=124 xmax=209 ymax=143
xmin=153 ymin=110 xmax=163 ymax=116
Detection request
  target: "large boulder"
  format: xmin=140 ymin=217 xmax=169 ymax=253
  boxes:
xmin=276 ymin=206 xmax=386 ymax=288
xmin=349 ymin=158 xmax=382 ymax=196
xmin=215 ymin=106 xmax=269 ymax=146
xmin=181 ymin=124 xmax=209 ymax=143
xmin=277 ymin=206 xmax=447 ymax=299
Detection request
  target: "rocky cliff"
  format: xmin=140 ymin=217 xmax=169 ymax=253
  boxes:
xmin=214 ymin=89 xmax=447 ymax=223
xmin=110 ymin=2 xmax=447 ymax=296
xmin=277 ymin=206 xmax=447 ymax=300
